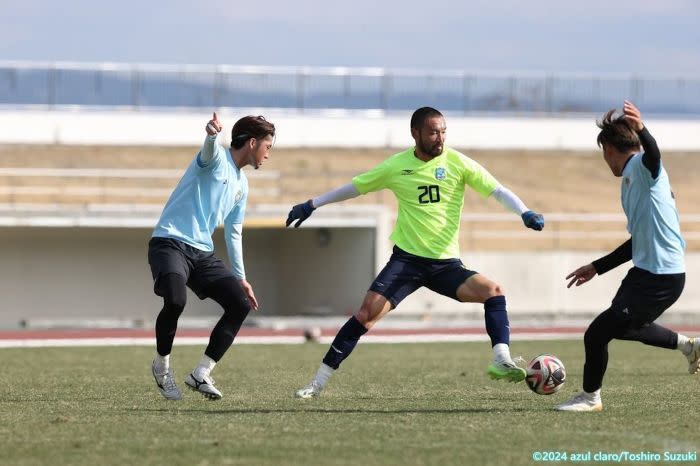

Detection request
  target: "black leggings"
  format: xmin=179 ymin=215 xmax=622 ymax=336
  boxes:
xmin=155 ymin=273 xmax=251 ymax=361
xmin=583 ymin=308 xmax=678 ymax=392
xmin=583 ymin=268 xmax=685 ymax=392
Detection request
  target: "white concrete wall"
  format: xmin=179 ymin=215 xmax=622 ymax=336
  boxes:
xmin=1 ymin=109 xmax=699 ymax=150
xmin=0 ymin=226 xmax=374 ymax=326
xmin=399 ymin=251 xmax=700 ymax=322
xmin=2 ymin=224 xmax=697 ymax=325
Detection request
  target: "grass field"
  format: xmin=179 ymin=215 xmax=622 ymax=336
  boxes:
xmin=2 ymin=340 xmax=698 ymax=465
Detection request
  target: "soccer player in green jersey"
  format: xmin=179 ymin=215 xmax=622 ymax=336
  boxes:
xmin=286 ymin=107 xmax=545 ymax=398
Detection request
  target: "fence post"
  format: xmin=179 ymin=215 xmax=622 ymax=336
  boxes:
xmin=296 ymin=70 xmax=306 ymax=111
xmin=47 ymin=65 xmax=56 ymax=109
xmin=131 ymin=67 xmax=140 ymax=109
xmin=380 ymin=72 xmax=391 ymax=111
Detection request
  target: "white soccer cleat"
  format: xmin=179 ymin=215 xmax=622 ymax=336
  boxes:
xmin=151 ymin=360 xmax=182 ymax=401
xmin=185 ymin=373 xmax=222 ymax=400
xmin=554 ymin=391 xmax=603 ymax=412
xmin=686 ymin=337 xmax=700 ymax=374
xmin=295 ymin=380 xmax=323 ymax=399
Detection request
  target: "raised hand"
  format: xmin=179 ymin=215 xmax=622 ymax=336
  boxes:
xmin=206 ymin=112 xmax=223 ymax=136
xmin=286 ymin=200 xmax=316 ymax=228
xmin=521 ymin=210 xmax=544 ymax=231
xmin=623 ymin=100 xmax=644 ymax=132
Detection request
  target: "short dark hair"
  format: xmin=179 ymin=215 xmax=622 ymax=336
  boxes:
xmin=231 ymin=115 xmax=276 ymax=149
xmin=410 ymin=107 xmax=443 ymax=130
xmin=596 ymin=109 xmax=640 ymax=152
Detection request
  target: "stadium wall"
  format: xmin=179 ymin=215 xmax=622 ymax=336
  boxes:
xmin=2 ymin=110 xmax=699 ymax=326
xmin=1 ymin=109 xmax=700 ymax=150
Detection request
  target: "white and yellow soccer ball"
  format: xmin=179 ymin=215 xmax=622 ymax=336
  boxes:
xmin=525 ymin=354 xmax=566 ymax=395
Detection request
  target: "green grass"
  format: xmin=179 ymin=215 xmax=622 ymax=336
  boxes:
xmin=1 ymin=340 xmax=698 ymax=465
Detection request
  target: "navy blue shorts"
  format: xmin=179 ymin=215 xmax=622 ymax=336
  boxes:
xmin=369 ymin=246 xmax=478 ymax=308
xmin=148 ymin=237 xmax=234 ymax=300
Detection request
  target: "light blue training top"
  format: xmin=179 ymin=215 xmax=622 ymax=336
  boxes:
xmin=152 ymin=135 xmax=248 ymax=278
xmin=621 ymin=153 xmax=685 ymax=274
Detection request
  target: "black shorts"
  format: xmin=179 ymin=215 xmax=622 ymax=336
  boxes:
xmin=148 ymin=237 xmax=234 ymax=300
xmin=369 ymin=246 xmax=478 ymax=308
xmin=609 ymin=267 xmax=685 ymax=327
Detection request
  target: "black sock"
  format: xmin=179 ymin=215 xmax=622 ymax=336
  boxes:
xmin=484 ymin=295 xmax=510 ymax=347
xmin=322 ymin=316 xmax=368 ymax=369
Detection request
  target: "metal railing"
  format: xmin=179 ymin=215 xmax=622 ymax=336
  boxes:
xmin=1 ymin=61 xmax=699 ymax=116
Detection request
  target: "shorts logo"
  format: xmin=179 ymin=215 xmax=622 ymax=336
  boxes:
xmin=435 ymin=167 xmax=446 ymax=181
xmin=234 ymin=190 xmax=243 ymax=203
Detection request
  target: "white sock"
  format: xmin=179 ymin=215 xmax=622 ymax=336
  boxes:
xmin=154 ymin=353 xmax=170 ymax=374
xmin=194 ymin=355 xmax=217 ymax=379
xmin=492 ymin=343 xmax=512 ymax=364
xmin=584 ymin=389 xmax=601 ymax=402
xmin=677 ymin=334 xmax=691 ymax=354
xmin=313 ymin=363 xmax=335 ymax=387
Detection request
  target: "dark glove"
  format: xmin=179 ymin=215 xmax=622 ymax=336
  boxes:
xmin=286 ymin=200 xmax=316 ymax=228
xmin=521 ymin=210 xmax=544 ymax=231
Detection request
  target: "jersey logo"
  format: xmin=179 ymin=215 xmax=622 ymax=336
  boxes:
xmin=435 ymin=167 xmax=446 ymax=181
xmin=223 ymin=179 xmax=228 ymax=184
xmin=401 ymin=169 xmax=414 ymax=175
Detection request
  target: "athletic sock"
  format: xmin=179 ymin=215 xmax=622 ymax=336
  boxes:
xmin=677 ymin=334 xmax=691 ymax=354
xmin=322 ymin=316 xmax=368 ymax=369
xmin=492 ymin=343 xmax=513 ymax=364
xmin=484 ymin=295 xmax=510 ymax=346
xmin=584 ymin=388 xmax=601 ymax=403
xmin=154 ymin=353 xmax=170 ymax=374
xmin=193 ymin=355 xmax=217 ymax=379
xmin=313 ymin=363 xmax=335 ymax=387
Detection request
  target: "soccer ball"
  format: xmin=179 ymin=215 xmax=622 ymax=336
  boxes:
xmin=525 ymin=354 xmax=566 ymax=395
xmin=303 ymin=326 xmax=322 ymax=343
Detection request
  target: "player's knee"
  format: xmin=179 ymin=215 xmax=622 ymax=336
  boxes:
xmin=160 ymin=275 xmax=187 ymax=314
xmin=164 ymin=293 xmax=186 ymax=315
xmin=222 ymin=298 xmax=251 ymax=322
xmin=484 ymin=284 xmax=505 ymax=299
xmin=355 ymin=303 xmax=381 ymax=328
xmin=584 ymin=326 xmax=600 ymax=347
xmin=354 ymin=306 xmax=373 ymax=327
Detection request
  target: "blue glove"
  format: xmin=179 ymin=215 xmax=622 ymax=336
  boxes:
xmin=286 ymin=200 xmax=316 ymax=228
xmin=521 ymin=210 xmax=544 ymax=231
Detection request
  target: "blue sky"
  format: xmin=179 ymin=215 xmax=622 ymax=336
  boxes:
xmin=1 ymin=0 xmax=698 ymax=75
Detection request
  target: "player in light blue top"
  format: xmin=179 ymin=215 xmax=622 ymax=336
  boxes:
xmin=557 ymin=101 xmax=698 ymax=412
xmin=620 ymin=148 xmax=685 ymax=274
xmin=148 ymin=112 xmax=275 ymax=401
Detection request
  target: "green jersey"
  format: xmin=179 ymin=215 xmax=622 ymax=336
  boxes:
xmin=352 ymin=146 xmax=499 ymax=259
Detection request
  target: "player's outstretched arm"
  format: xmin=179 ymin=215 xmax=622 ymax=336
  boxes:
xmin=199 ymin=112 xmax=223 ymax=167
xmin=624 ymin=100 xmax=661 ymax=178
xmin=286 ymin=183 xmax=360 ymax=228
xmin=490 ymin=185 xmax=544 ymax=231
xmin=591 ymin=238 xmax=632 ymax=275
